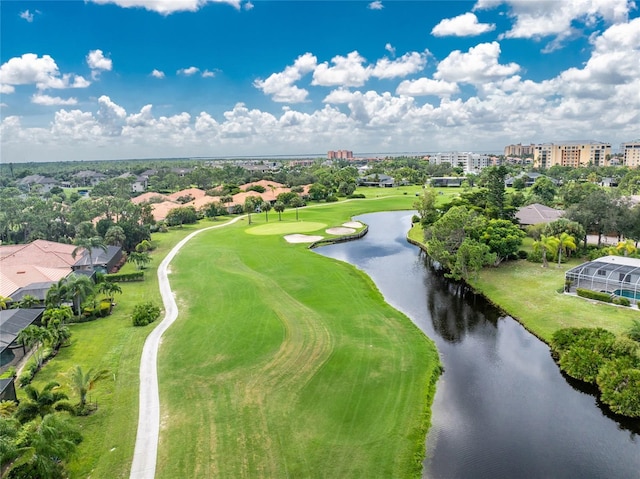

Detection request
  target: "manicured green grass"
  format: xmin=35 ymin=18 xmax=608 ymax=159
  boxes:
xmin=409 ymin=223 xmax=638 ymax=343
xmin=156 ymin=200 xmax=440 ymax=478
xmin=24 ymin=220 xmax=226 ymax=478
xmin=246 ymin=221 xmax=328 ymax=235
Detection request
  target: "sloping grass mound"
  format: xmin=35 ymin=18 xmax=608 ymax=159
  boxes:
xmin=246 ymin=221 xmax=326 ymax=235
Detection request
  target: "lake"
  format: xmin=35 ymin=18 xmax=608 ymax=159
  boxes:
xmin=316 ymin=210 xmax=640 ymax=479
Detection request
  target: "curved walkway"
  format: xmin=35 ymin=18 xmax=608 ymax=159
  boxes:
xmin=129 ymin=216 xmax=245 ymax=479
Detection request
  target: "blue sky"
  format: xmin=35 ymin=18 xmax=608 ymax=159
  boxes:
xmin=1 ymin=0 xmax=639 ymax=162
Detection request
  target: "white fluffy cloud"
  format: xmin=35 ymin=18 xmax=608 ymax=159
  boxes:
xmin=254 ymin=53 xmax=317 ymax=103
xmin=475 ymin=0 xmax=634 ymax=45
xmin=151 ymin=69 xmax=165 ymax=78
xmin=3 ymin=17 xmax=639 ymax=161
xmin=90 ymin=0 xmax=242 ymax=15
xmin=19 ymin=10 xmax=35 ymax=22
xmin=396 ymin=78 xmax=460 ymax=97
xmin=432 ymin=12 xmax=496 ymax=37
xmin=87 ymin=49 xmax=113 ymax=78
xmin=312 ymin=51 xmax=372 ymax=87
xmin=177 ymin=66 xmax=200 ymax=76
xmin=368 ymin=1 xmax=383 ymax=10
xmin=0 ymin=54 xmax=91 ymax=93
xmin=371 ymin=51 xmax=428 ymax=79
xmin=31 ymin=94 xmax=78 ymax=106
xmin=435 ymin=42 xmax=520 ymax=84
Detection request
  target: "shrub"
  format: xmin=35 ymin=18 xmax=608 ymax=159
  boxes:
xmin=551 ymin=327 xmax=615 ymax=356
xmin=597 ymin=361 xmax=640 ymax=417
xmin=346 ymin=193 xmax=366 ymax=199
xmin=104 ymin=271 xmax=144 ymax=282
xmin=411 ymin=215 xmax=420 ymax=224
xmin=576 ymin=288 xmax=613 ymax=303
xmin=132 ymin=302 xmax=161 ymax=327
xmin=526 ymin=249 xmax=543 ymax=263
xmin=0 ymin=366 xmax=16 ymax=379
xmin=325 ymin=195 xmax=339 ymax=202
xmin=517 ymin=250 xmax=528 ymax=260
xmin=559 ymin=346 xmax=605 ymax=383
xmin=613 ymin=296 xmax=631 ymax=307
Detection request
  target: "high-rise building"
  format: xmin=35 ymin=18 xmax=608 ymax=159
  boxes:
xmin=504 ymin=143 xmax=535 ymax=156
xmin=327 ymin=150 xmax=353 ymax=160
xmin=533 ymin=141 xmax=611 ymax=168
xmin=430 ymin=152 xmax=490 ymax=173
xmin=621 ymin=140 xmax=640 ymax=168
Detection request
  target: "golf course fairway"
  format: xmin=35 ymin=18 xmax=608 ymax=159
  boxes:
xmin=156 ymin=200 xmax=441 ymax=478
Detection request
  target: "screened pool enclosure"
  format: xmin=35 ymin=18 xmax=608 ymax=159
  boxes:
xmin=565 ymin=255 xmax=640 ymax=304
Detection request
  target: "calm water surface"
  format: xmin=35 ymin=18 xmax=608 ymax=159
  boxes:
xmin=317 ymin=211 xmax=640 ymax=479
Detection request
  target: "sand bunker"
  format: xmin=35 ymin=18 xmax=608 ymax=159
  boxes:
xmin=284 ymin=234 xmax=324 ymax=243
xmin=342 ymin=221 xmax=363 ymax=228
xmin=326 ymin=227 xmax=356 ymax=235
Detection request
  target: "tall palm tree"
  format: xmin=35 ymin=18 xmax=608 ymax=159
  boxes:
xmin=68 ymin=366 xmax=110 ymax=410
xmin=43 ymin=307 xmax=73 ymax=350
xmin=15 ymin=382 xmax=74 ymax=423
xmin=16 ymin=326 xmax=52 ymax=369
xmin=72 ymin=236 xmax=107 ymax=271
xmin=262 ymin=201 xmax=272 ymax=222
xmin=45 ymin=278 xmax=68 ymax=309
xmin=273 ymin=201 xmax=285 ymax=221
xmin=290 ymin=196 xmax=303 ymax=221
xmin=532 ymin=234 xmax=559 ymax=268
xmin=556 ymin=232 xmax=577 ymax=267
xmin=63 ymin=274 xmax=95 ymax=316
xmin=104 ymin=225 xmax=126 ymax=247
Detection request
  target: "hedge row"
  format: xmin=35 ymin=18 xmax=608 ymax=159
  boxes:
xmin=104 ymin=271 xmax=144 ymax=282
xmin=576 ymin=288 xmax=612 ymax=303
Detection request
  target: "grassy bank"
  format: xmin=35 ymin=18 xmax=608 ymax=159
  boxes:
xmin=24 ymin=221 xmax=225 ymax=478
xmin=409 ymin=224 xmax=638 ymax=342
xmin=156 ymin=198 xmax=441 ymax=477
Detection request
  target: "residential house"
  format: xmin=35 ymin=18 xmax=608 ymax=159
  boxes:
xmin=515 ymin=203 xmax=565 ymax=226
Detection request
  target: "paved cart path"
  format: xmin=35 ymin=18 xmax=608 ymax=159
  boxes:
xmin=129 ymin=216 xmax=244 ymax=479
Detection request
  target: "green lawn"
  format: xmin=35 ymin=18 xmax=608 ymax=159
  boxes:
xmin=21 ymin=193 xmax=441 ymax=478
xmin=156 ymin=198 xmax=440 ymax=478
xmin=25 ymin=220 xmax=225 ymax=478
xmin=409 ymin=224 xmax=639 ymax=342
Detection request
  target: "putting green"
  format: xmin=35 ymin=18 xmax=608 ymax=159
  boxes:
xmin=246 ymin=221 xmax=326 ymax=235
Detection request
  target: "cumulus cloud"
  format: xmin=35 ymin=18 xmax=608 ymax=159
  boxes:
xmin=31 ymin=94 xmax=78 ymax=106
xmin=432 ymin=12 xmax=496 ymax=37
xmin=19 ymin=10 xmax=39 ymax=22
xmin=435 ymin=42 xmax=520 ymax=84
xmin=371 ymin=51 xmax=427 ymax=79
xmin=202 ymin=69 xmax=216 ymax=78
xmin=0 ymin=53 xmax=91 ymax=92
xmin=254 ymin=53 xmax=317 ymax=103
xmin=312 ymin=51 xmax=372 ymax=87
xmin=475 ymin=0 xmax=634 ymax=48
xmin=151 ymin=69 xmax=165 ymax=78
xmin=396 ymin=78 xmax=460 ymax=97
xmin=90 ymin=0 xmax=242 ymax=15
xmin=385 ymin=43 xmax=396 ymax=57
xmin=86 ymin=49 xmax=112 ymax=78
xmin=243 ymin=1 xmax=254 ymax=10
xmin=368 ymin=1 xmax=383 ymax=10
xmin=177 ymin=66 xmax=200 ymax=76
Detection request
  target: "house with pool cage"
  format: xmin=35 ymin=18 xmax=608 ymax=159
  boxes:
xmin=565 ymin=255 xmax=640 ymax=305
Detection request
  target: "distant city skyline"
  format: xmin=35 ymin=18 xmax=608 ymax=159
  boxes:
xmin=1 ymin=0 xmax=639 ymax=163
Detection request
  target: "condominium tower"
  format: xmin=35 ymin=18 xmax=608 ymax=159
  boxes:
xmin=621 ymin=140 xmax=640 ymax=168
xmin=533 ymin=141 xmax=611 ymax=169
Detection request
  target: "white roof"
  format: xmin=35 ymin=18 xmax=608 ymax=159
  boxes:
xmin=593 ymin=255 xmax=640 ymax=268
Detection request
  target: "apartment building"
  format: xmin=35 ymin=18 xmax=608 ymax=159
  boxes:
xmin=621 ymin=140 xmax=640 ymax=168
xmin=327 ymin=150 xmax=353 ymax=160
xmin=533 ymin=141 xmax=611 ymax=169
xmin=430 ymin=152 xmax=491 ymax=173
xmin=504 ymin=143 xmax=535 ymax=156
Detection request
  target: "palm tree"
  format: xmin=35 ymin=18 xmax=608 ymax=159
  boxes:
xmin=16 ymin=294 xmax=39 ymax=309
xmin=72 ymin=236 xmax=107 ymax=271
xmin=290 ymin=196 xmax=303 ymax=221
xmin=45 ymin=278 xmax=68 ymax=309
xmin=532 ymin=234 xmax=559 ymax=268
xmin=244 ymin=196 xmax=259 ymax=225
xmin=104 ymin=225 xmax=126 ymax=247
xmin=68 ymin=366 xmax=110 ymax=411
xmin=10 ymin=413 xmax=82 ymax=479
xmin=16 ymin=326 xmax=52 ymax=369
xmin=63 ymin=274 xmax=95 ymax=316
xmin=43 ymin=307 xmax=73 ymax=350
xmin=556 ymin=232 xmax=577 ymax=267
xmin=262 ymin=201 xmax=272 ymax=222
xmin=97 ymin=281 xmax=122 ymax=303
xmin=273 ymin=201 xmax=285 ymax=221
xmin=127 ymin=251 xmax=151 ymax=270
xmin=15 ymin=382 xmax=74 ymax=423
xmin=0 ymin=295 xmax=11 ymax=310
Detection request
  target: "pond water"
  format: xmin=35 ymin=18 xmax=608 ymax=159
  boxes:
xmin=316 ymin=211 xmax=640 ymax=479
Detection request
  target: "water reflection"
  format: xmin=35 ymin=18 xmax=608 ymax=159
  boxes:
xmin=316 ymin=211 xmax=640 ymax=479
